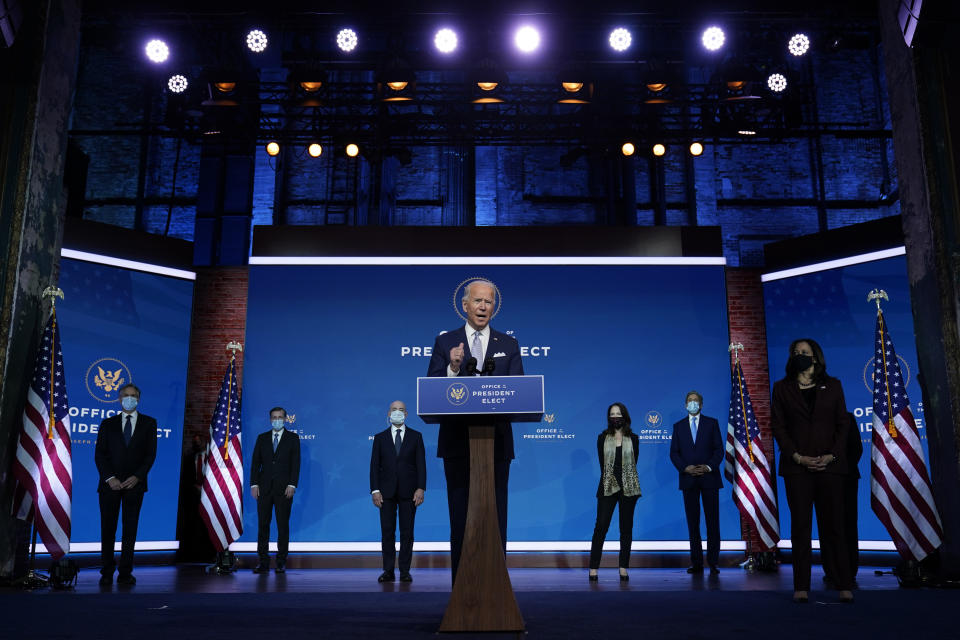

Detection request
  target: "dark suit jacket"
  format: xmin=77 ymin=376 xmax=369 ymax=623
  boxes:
xmin=771 ymin=375 xmax=850 ymax=476
xmin=250 ymin=429 xmax=301 ymax=495
xmin=95 ymin=412 xmax=158 ymax=492
xmin=594 ymin=431 xmax=640 ymax=498
xmin=427 ymin=325 xmax=524 ymax=460
xmin=669 ymin=414 xmax=724 ymax=490
xmin=369 ymin=426 xmax=427 ymax=500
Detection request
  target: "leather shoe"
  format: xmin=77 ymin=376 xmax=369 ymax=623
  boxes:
xmin=275 ymin=563 xmax=286 ymax=574
xmin=619 ymin=573 xmax=629 ymax=582
xmin=116 ymin=574 xmax=136 ymax=585
xmin=686 ymin=566 xmax=704 ymax=574
xmin=588 ymin=573 xmax=598 ymax=582
xmin=709 ymin=566 xmax=720 ymax=575
xmin=252 ymin=564 xmax=269 ymax=574
xmin=378 ymin=571 xmax=395 ymax=583
xmin=99 ymin=574 xmax=112 ymax=586
xmin=399 ymin=572 xmax=413 ymax=583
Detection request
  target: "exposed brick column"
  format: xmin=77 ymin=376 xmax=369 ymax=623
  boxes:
xmin=726 ymin=267 xmax=776 ymax=553
xmin=182 ymin=267 xmax=249 ymax=447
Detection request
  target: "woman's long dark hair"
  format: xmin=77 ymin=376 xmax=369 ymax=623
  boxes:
xmin=604 ymin=402 xmax=634 ymax=437
xmin=785 ymin=338 xmax=828 ymax=382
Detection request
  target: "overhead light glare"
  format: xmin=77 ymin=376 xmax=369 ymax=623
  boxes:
xmin=300 ymin=81 xmax=322 ymax=92
xmin=621 ymin=142 xmax=636 ymax=156
xmin=561 ymin=82 xmax=584 ymax=92
xmin=514 ymin=26 xmax=541 ymax=53
xmin=246 ymin=29 xmax=268 ymax=53
xmin=308 ymin=143 xmax=323 ymax=158
xmin=701 ymin=26 xmax=725 ymax=51
xmin=167 ymin=74 xmax=188 ymax=93
xmin=337 ymin=28 xmax=358 ymax=52
xmin=434 ymin=28 xmax=458 ymax=53
xmin=788 ymin=33 xmax=810 ymax=56
xmin=386 ymin=81 xmax=409 ymax=91
xmin=646 ymin=83 xmax=667 ymax=92
xmin=738 ymin=130 xmax=757 ymax=136
xmin=609 ymin=27 xmax=632 ymax=52
xmin=214 ymin=81 xmax=236 ymax=93
xmin=145 ymin=39 xmax=169 ymax=63
xmin=652 ymin=143 xmax=666 ymax=156
xmin=265 ymin=141 xmax=280 ymax=156
xmin=689 ymin=142 xmax=704 ymax=156
xmin=477 ymin=81 xmax=498 ymax=91
xmin=345 ymin=143 xmax=360 ymax=157
xmin=767 ymin=73 xmax=788 ymax=93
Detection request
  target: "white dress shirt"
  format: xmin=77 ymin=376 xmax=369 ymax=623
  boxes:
xmin=447 ymin=324 xmax=490 ymax=376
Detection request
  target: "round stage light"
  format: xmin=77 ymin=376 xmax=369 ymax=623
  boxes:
xmin=477 ymin=81 xmax=498 ymax=91
xmin=561 ymin=82 xmax=584 ymax=92
xmin=701 ymin=26 xmax=725 ymax=52
xmin=788 ymin=33 xmax=810 ymax=56
xmin=689 ymin=142 xmax=704 ymax=156
xmin=300 ymin=81 xmax=322 ymax=93
xmin=434 ymin=28 xmax=458 ymax=54
xmin=345 ymin=143 xmax=360 ymax=157
xmin=246 ymin=29 xmax=268 ymax=53
xmin=145 ymin=39 xmax=169 ymax=63
xmin=621 ymin=142 xmax=636 ymax=157
xmin=308 ymin=143 xmax=323 ymax=158
xmin=265 ymin=141 xmax=280 ymax=156
xmin=386 ymin=81 xmax=409 ymax=91
xmin=167 ymin=74 xmax=188 ymax=93
xmin=608 ymin=27 xmax=632 ymax=52
xmin=514 ymin=26 xmax=541 ymax=53
xmin=337 ymin=28 xmax=358 ymax=52
xmin=652 ymin=143 xmax=666 ymax=157
xmin=767 ymin=73 xmax=788 ymax=93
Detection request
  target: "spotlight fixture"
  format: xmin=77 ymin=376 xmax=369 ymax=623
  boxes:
xmin=644 ymin=82 xmax=672 ymax=104
xmin=345 ymin=143 xmax=360 ymax=157
xmin=214 ymin=81 xmax=236 ymax=93
xmin=767 ymin=73 xmax=788 ymax=93
xmin=621 ymin=142 xmax=636 ymax=157
xmin=652 ymin=143 xmax=666 ymax=157
xmin=145 ymin=39 xmax=169 ymax=63
xmin=562 ymin=82 xmax=583 ymax=92
xmin=337 ymin=28 xmax=358 ymax=52
xmin=514 ymin=25 xmax=541 ymax=53
xmin=689 ymin=142 xmax=704 ymax=156
xmin=472 ymin=59 xmax=507 ymax=104
xmin=246 ymin=29 xmax=268 ymax=53
xmin=308 ymin=143 xmax=322 ymax=158
xmin=434 ymin=28 xmax=458 ymax=54
xmin=788 ymin=33 xmax=810 ymax=56
xmin=737 ymin=129 xmax=757 ymax=136
xmin=608 ymin=27 xmax=632 ymax=52
xmin=701 ymin=26 xmax=725 ymax=52
xmin=557 ymin=78 xmax=592 ymax=104
xmin=477 ymin=82 xmax=498 ymax=91
xmin=167 ymin=74 xmax=188 ymax=93
xmin=300 ymin=81 xmax=322 ymax=92
xmin=265 ymin=141 xmax=280 ymax=156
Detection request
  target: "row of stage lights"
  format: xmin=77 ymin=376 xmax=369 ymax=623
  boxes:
xmin=261 ymin=140 xmax=707 ymax=159
xmin=146 ymin=25 xmax=811 ymax=96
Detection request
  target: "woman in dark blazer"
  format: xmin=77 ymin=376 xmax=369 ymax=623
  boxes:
xmin=588 ymin=402 xmax=641 ymax=582
xmin=771 ymin=338 xmax=854 ymax=603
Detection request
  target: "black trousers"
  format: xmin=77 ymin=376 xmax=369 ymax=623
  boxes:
xmin=682 ymin=486 xmax=721 ymax=569
xmin=783 ymin=472 xmax=852 ymax=591
xmin=99 ymin=489 xmax=145 ymax=577
xmin=380 ymin=497 xmax=417 ymax=573
xmin=589 ymin=491 xmax=639 ymax=569
xmin=257 ymin=492 xmax=292 ymax=563
xmin=443 ymin=457 xmax=510 ymax=583
xmin=821 ymin=476 xmax=860 ymax=582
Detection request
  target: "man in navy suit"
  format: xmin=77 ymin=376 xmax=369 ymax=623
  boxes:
xmin=370 ymin=400 xmax=426 ymax=583
xmin=427 ymin=279 xmax=524 ymax=582
xmin=250 ymin=406 xmax=301 ymax=573
xmin=669 ymin=391 xmax=724 ymax=575
xmin=95 ymin=383 xmax=157 ymax=586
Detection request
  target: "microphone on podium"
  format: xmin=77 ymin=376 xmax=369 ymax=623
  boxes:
xmin=464 ymin=357 xmax=478 ymax=376
xmin=481 ymin=358 xmax=496 ymax=376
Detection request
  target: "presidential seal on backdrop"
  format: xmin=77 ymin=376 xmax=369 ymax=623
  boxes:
xmin=453 ymin=276 xmax=501 ymax=322
xmin=85 ymin=357 xmax=133 ymax=403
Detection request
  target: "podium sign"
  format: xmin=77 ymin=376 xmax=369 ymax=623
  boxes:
xmin=416 ymin=375 xmax=544 ymax=424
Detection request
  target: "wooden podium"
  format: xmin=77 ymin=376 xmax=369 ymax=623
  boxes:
xmin=416 ymin=375 xmax=544 ymax=634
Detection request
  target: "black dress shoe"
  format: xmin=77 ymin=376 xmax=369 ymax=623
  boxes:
xmin=99 ymin=574 xmax=113 ymax=586
xmin=399 ymin=572 xmax=413 ymax=582
xmin=253 ymin=564 xmax=269 ymax=574
xmin=275 ymin=563 xmax=285 ymax=574
xmin=588 ymin=573 xmax=598 ymax=582
xmin=619 ymin=573 xmax=629 ymax=582
xmin=686 ymin=566 xmax=704 ymax=574
xmin=709 ymin=566 xmax=720 ymax=575
xmin=378 ymin=571 xmax=395 ymax=583
xmin=116 ymin=574 xmax=136 ymax=585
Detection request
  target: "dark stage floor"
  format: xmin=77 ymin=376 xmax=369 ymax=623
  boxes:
xmin=4 ymin=564 xmax=953 ymax=639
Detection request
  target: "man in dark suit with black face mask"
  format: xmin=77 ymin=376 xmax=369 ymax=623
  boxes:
xmin=95 ymin=383 xmax=157 ymax=586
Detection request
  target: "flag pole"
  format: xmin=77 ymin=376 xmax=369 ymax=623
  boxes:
xmin=728 ymin=342 xmax=755 ymax=570
xmin=868 ymin=289 xmax=897 ymax=438
xmin=222 ymin=341 xmax=243 ymax=461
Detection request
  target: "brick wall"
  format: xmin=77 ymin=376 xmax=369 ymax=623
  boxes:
xmin=182 ymin=267 xmax=249 ymax=449
xmin=725 ymin=267 xmax=775 ymax=551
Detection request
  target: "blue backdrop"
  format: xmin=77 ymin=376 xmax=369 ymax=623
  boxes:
xmin=57 ymin=257 xmax=194 ymax=544
xmin=763 ymin=253 xmax=923 ymax=542
xmin=242 ymin=264 xmax=736 ymax=543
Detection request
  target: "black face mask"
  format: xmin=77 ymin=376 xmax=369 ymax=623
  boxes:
xmin=608 ymin=417 xmax=625 ymax=429
xmin=788 ymin=354 xmax=815 ymax=375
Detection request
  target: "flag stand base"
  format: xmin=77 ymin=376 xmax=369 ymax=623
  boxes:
xmin=13 ymin=570 xmax=49 ymax=590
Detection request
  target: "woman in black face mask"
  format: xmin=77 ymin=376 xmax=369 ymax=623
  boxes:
xmin=588 ymin=402 xmax=641 ymax=582
xmin=771 ymin=339 xmax=854 ymax=604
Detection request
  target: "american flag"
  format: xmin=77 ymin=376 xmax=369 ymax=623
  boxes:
xmin=724 ymin=361 xmax=780 ymax=550
xmin=11 ymin=311 xmax=72 ymax=559
xmin=199 ymin=357 xmax=244 ymax=551
xmin=870 ymin=310 xmax=942 ymax=561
